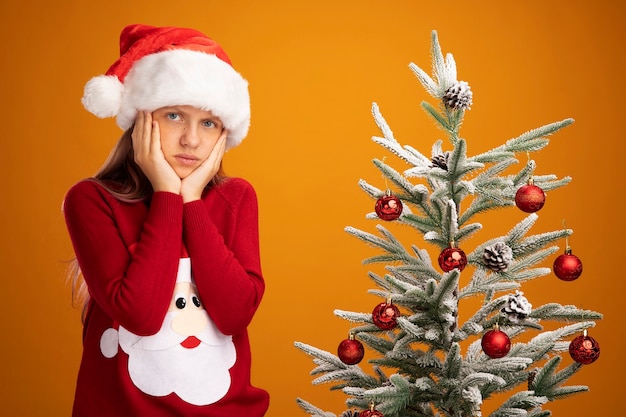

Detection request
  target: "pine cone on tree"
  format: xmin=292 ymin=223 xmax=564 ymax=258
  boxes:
xmin=528 ymin=368 xmax=538 ymax=390
xmin=483 ymin=242 xmax=513 ymax=272
xmin=442 ymin=80 xmax=473 ymax=110
xmin=431 ymin=151 xmax=450 ymax=170
xmin=501 ymin=290 xmax=532 ymax=323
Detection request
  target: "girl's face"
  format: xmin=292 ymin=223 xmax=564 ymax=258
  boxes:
xmin=152 ymin=105 xmax=224 ymax=179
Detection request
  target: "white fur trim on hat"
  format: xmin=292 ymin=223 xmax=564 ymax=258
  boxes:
xmin=82 ymin=49 xmax=250 ymax=150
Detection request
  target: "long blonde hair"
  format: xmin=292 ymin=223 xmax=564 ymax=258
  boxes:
xmin=68 ymin=128 xmax=226 ymax=318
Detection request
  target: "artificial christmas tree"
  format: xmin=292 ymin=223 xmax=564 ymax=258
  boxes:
xmin=295 ymin=30 xmax=603 ymax=417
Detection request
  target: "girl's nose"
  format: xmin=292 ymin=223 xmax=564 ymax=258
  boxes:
xmin=181 ymin=124 xmax=201 ymax=148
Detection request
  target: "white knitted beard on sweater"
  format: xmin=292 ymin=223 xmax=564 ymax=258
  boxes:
xmin=118 ymin=311 xmax=236 ymax=406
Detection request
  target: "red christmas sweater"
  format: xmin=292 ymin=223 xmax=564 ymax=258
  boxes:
xmin=64 ymin=177 xmax=269 ymax=417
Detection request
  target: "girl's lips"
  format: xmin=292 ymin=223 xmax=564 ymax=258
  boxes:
xmin=175 ymin=154 xmax=199 ymax=166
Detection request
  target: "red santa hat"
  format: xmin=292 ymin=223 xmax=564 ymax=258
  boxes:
xmin=82 ymin=24 xmax=250 ymax=149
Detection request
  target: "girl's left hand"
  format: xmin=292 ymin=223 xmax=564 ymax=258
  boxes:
xmin=180 ymin=131 xmax=228 ymax=203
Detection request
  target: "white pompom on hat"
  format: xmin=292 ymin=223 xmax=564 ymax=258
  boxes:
xmin=82 ymin=24 xmax=250 ymax=149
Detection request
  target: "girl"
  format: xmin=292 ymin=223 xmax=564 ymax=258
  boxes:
xmin=64 ymin=24 xmax=269 ymax=416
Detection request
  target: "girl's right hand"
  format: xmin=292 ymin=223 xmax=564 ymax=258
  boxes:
xmin=132 ymin=111 xmax=181 ymax=194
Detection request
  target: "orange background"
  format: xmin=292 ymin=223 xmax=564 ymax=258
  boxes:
xmin=1 ymin=1 xmax=623 ymax=416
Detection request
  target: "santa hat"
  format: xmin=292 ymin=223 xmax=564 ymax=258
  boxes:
xmin=82 ymin=24 xmax=250 ymax=149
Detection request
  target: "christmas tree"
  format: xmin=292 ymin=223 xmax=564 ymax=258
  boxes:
xmin=295 ymin=31 xmax=603 ymax=417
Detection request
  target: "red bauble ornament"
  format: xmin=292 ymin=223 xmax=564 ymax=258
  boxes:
xmin=372 ymin=301 xmax=401 ymax=330
xmin=515 ymin=180 xmax=546 ymax=213
xmin=361 ymin=410 xmax=384 ymax=417
xmin=337 ymin=334 xmax=365 ymax=365
xmin=361 ymin=403 xmax=385 ymax=417
xmin=553 ymin=248 xmax=583 ymax=281
xmin=481 ymin=327 xmax=511 ymax=358
xmin=375 ymin=191 xmax=403 ymax=221
xmin=438 ymin=246 xmax=467 ymax=272
xmin=569 ymin=330 xmax=600 ymax=364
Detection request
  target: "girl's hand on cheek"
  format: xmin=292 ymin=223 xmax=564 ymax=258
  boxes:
xmin=180 ymin=131 xmax=228 ymax=203
xmin=132 ymin=111 xmax=181 ymax=194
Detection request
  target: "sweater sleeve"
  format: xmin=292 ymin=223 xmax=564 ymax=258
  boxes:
xmin=63 ymin=180 xmax=183 ymax=335
xmin=182 ymin=179 xmax=265 ymax=335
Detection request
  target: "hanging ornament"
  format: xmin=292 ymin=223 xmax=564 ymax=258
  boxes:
xmin=375 ymin=190 xmax=403 ymax=221
xmin=372 ymin=299 xmax=401 ymax=330
xmin=515 ymin=178 xmax=546 ymax=213
xmin=501 ymin=290 xmax=532 ymax=323
xmin=337 ymin=333 xmax=365 ymax=365
xmin=483 ymin=241 xmax=513 ymax=272
xmin=481 ymin=324 xmax=511 ymax=358
xmin=438 ymin=244 xmax=468 ymax=272
xmin=360 ymin=402 xmax=385 ymax=417
xmin=554 ymin=247 xmax=583 ymax=281
xmin=569 ymin=329 xmax=600 ymax=364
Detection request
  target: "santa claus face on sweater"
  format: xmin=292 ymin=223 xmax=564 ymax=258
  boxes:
xmin=99 ymin=260 xmax=236 ymax=406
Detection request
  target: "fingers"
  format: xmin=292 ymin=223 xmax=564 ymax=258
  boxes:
xmin=180 ymin=131 xmax=228 ymax=203
xmin=132 ymin=111 xmax=152 ymax=161
xmin=190 ymin=130 xmax=227 ymax=177
xmin=199 ymin=131 xmax=228 ymax=181
xmin=206 ymin=130 xmax=228 ymax=167
xmin=131 ymin=111 xmax=143 ymax=156
xmin=149 ymin=114 xmax=162 ymax=155
xmin=131 ymin=111 xmax=181 ymax=193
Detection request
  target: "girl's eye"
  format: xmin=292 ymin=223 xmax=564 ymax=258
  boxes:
xmin=166 ymin=113 xmax=180 ymax=121
xmin=202 ymin=120 xmax=216 ymax=128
